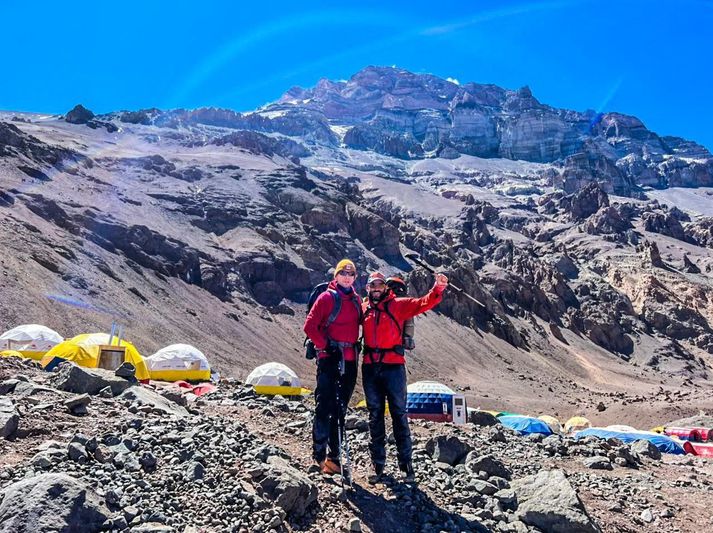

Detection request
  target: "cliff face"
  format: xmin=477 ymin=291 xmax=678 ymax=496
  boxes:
xmin=1 ymin=66 xmax=713 ymax=417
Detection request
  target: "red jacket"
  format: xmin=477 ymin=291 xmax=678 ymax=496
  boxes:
xmin=303 ymin=280 xmax=362 ymax=362
xmin=361 ymin=284 xmax=444 ymax=365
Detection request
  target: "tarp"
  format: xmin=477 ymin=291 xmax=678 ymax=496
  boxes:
xmin=406 ymin=381 xmax=454 ymax=422
xmin=499 ymin=415 xmax=553 ymax=436
xmin=170 ymin=380 xmax=217 ymax=397
xmin=246 ymin=362 xmax=306 ymax=396
xmin=145 ymin=343 xmax=211 ymax=382
xmin=41 ymin=333 xmax=149 ymax=380
xmin=576 ymin=428 xmax=686 ymax=455
xmin=0 ymin=324 xmax=63 ymax=360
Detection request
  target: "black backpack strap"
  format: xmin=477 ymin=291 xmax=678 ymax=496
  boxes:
xmin=382 ymin=300 xmax=402 ymax=337
xmin=324 ymin=289 xmax=341 ymax=329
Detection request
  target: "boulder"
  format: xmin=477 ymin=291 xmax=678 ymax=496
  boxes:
xmin=63 ymin=393 xmax=91 ymax=415
xmin=0 ymin=397 xmax=19 ymax=439
xmin=631 ymin=439 xmax=662 ymax=460
xmin=468 ymin=410 xmax=500 ymax=427
xmin=49 ymin=363 xmax=135 ymax=396
xmin=118 ymin=386 xmax=189 ymax=417
xmin=425 ymin=435 xmax=472 ymax=465
xmin=512 ymin=469 xmax=600 ymax=532
xmin=0 ymin=473 xmax=109 ymax=532
xmin=464 ymin=453 xmax=512 ymax=480
xmin=258 ymin=456 xmax=318 ymax=517
xmin=582 ymin=456 xmax=612 ymax=470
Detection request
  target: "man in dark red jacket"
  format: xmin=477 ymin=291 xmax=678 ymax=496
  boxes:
xmin=362 ymin=270 xmax=448 ymax=483
xmin=303 ymin=259 xmax=362 ymax=475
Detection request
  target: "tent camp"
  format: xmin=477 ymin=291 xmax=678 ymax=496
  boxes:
xmin=41 ymin=333 xmax=150 ymax=380
xmin=0 ymin=324 xmax=63 ymax=360
xmin=500 ymin=415 xmax=553 ymax=436
xmin=145 ymin=344 xmax=211 ymax=382
xmin=406 ymin=381 xmax=455 ymax=422
xmin=565 ymin=416 xmax=592 ymax=433
xmin=576 ymin=428 xmax=686 ymax=455
xmin=246 ymin=362 xmax=307 ymax=396
xmin=0 ymin=350 xmax=24 ymax=358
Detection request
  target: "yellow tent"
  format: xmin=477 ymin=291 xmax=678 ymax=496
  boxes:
xmin=538 ymin=415 xmax=563 ymax=434
xmin=0 ymin=350 xmax=24 ymax=358
xmin=41 ymin=333 xmax=149 ymax=380
xmin=356 ymin=398 xmax=390 ymax=414
xmin=145 ymin=344 xmax=211 ymax=382
xmin=564 ymin=416 xmax=592 ymax=433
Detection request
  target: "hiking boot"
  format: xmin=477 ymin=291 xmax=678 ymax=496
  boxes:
xmin=400 ymin=461 xmax=416 ymax=483
xmin=319 ymin=458 xmax=341 ymax=475
xmin=368 ymin=463 xmax=385 ymax=485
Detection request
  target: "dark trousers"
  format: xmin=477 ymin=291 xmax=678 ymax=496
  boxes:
xmin=362 ymin=363 xmax=412 ymax=468
xmin=312 ymin=356 xmax=357 ymax=462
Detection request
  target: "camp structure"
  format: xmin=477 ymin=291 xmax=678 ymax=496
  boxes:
xmin=245 ymin=362 xmax=308 ymax=396
xmin=665 ymin=426 xmax=712 ymax=442
xmin=538 ymin=415 xmax=563 ymax=434
xmin=145 ymin=344 xmax=211 ymax=382
xmin=41 ymin=333 xmax=150 ymax=380
xmin=576 ymin=427 xmax=686 ymax=455
xmin=500 ymin=415 xmax=553 ymax=436
xmin=0 ymin=350 xmax=24 ymax=358
xmin=406 ymin=381 xmax=457 ymax=422
xmin=0 ymin=324 xmax=63 ymax=360
xmin=683 ymin=441 xmax=713 ymax=457
xmin=564 ymin=416 xmax=592 ymax=433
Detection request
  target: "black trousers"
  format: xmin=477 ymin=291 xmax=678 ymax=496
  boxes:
xmin=312 ymin=356 xmax=357 ymax=462
xmin=362 ymin=363 xmax=412 ymax=468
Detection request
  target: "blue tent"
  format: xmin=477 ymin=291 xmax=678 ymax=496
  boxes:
xmin=575 ymin=428 xmax=686 ymax=455
xmin=406 ymin=381 xmax=455 ymax=422
xmin=499 ymin=415 xmax=553 ymax=436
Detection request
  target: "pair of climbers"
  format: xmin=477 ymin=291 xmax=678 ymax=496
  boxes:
xmin=303 ymin=258 xmax=448 ymax=484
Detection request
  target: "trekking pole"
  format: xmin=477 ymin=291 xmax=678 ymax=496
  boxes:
xmin=404 ymin=253 xmax=488 ymax=309
xmin=336 ymin=350 xmax=353 ymax=490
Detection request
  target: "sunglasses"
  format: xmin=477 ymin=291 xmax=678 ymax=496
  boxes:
xmin=337 ymin=271 xmax=356 ymax=277
xmin=368 ymin=281 xmax=386 ymax=288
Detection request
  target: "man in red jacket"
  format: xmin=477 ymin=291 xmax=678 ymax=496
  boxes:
xmin=362 ymin=271 xmax=448 ymax=483
xmin=303 ymin=259 xmax=362 ymax=475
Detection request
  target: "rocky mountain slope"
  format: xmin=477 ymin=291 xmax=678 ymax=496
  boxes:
xmin=1 ymin=67 xmax=713 ymax=429
xmin=2 ymin=357 xmax=713 ymax=533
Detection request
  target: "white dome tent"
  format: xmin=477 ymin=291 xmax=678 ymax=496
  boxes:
xmin=406 ymin=380 xmax=457 ymax=422
xmin=245 ymin=362 xmax=307 ymax=396
xmin=145 ymin=344 xmax=211 ymax=382
xmin=0 ymin=324 xmax=63 ymax=360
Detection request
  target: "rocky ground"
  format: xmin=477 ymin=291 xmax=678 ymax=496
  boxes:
xmin=2 ymin=357 xmax=712 ymax=533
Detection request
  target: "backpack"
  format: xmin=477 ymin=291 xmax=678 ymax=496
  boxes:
xmin=385 ymin=278 xmax=416 ymax=350
xmin=304 ymin=282 xmax=361 ymax=360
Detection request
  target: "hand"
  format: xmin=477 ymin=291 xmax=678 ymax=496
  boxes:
xmin=435 ymin=273 xmax=448 ymax=289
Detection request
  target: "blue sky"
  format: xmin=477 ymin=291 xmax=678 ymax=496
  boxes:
xmin=2 ymin=0 xmax=712 ymax=148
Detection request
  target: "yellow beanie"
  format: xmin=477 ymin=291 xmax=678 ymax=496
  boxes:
xmin=334 ymin=259 xmax=356 ymax=278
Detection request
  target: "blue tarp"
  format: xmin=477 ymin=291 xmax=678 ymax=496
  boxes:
xmin=499 ymin=415 xmax=553 ymax=436
xmin=575 ymin=428 xmax=686 ymax=455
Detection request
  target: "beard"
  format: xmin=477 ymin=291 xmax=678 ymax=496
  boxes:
xmin=369 ymin=290 xmax=387 ymax=303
